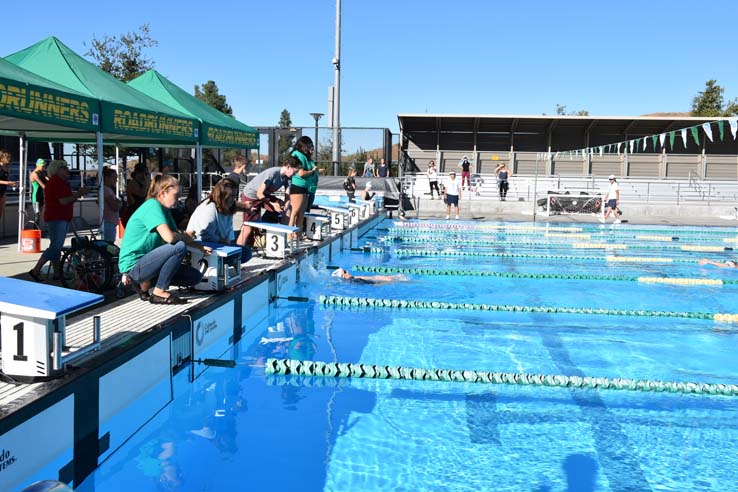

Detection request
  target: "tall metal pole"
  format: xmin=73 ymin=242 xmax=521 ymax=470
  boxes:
xmin=331 ymin=0 xmax=341 ymax=173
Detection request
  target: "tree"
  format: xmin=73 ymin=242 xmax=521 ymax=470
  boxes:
xmin=691 ymin=80 xmax=738 ymax=117
xmin=556 ymin=104 xmax=589 ymax=116
xmin=85 ymin=24 xmax=158 ymax=82
xmin=194 ymin=81 xmax=233 ymax=116
xmin=277 ymin=109 xmax=294 ymax=164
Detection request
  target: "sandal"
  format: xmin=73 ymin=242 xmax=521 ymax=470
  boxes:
xmin=149 ymin=293 xmax=187 ymax=305
xmin=129 ymin=278 xmax=150 ymax=301
xmin=28 ymin=269 xmax=42 ymax=282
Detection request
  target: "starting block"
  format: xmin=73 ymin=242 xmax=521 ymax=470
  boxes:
xmin=346 ymin=203 xmax=364 ymax=226
xmin=188 ymin=241 xmax=243 ymax=291
xmin=304 ymin=213 xmax=331 ymax=241
xmin=355 ymin=199 xmax=375 ymax=218
xmin=243 ymin=221 xmax=299 ymax=258
xmin=318 ymin=205 xmax=350 ymax=231
xmin=0 ymin=277 xmax=104 ymax=380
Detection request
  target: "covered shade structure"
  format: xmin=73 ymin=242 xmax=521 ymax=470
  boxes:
xmin=128 ymin=70 xmax=258 ymax=196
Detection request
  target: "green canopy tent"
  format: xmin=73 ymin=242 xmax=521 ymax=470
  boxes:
xmin=0 ymin=56 xmax=102 ymax=250
xmin=128 ymin=70 xmax=259 ymax=198
xmin=5 ymin=36 xmax=200 ymax=223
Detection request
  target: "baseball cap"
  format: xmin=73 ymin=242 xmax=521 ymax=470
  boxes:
xmin=35 ymin=158 xmax=46 ymax=167
xmin=608 ymin=174 xmax=616 ymax=180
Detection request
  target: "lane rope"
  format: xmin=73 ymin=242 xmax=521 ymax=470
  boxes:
xmin=318 ymin=294 xmax=738 ymax=323
xmin=389 ymin=248 xmax=695 ymax=263
xmin=391 ymin=222 xmax=738 ymax=236
xmin=264 ymin=358 xmax=738 ymax=397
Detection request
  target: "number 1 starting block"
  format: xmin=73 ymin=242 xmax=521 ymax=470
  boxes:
xmin=243 ymin=221 xmax=299 ymax=258
xmin=0 ymin=278 xmax=104 ymax=380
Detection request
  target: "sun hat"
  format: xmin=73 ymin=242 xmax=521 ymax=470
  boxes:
xmin=35 ymin=158 xmax=46 ymax=167
xmin=608 ymin=174 xmax=616 ymax=180
xmin=332 ymin=268 xmax=346 ymax=277
xmin=449 ymin=170 xmax=456 ymax=175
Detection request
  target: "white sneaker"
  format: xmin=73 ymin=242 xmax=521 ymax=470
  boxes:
xmin=445 ymin=215 xmax=450 ymax=220
xmin=614 ymin=219 xmax=622 ymax=224
xmin=599 ymin=217 xmax=605 ymax=223
xmin=455 ymin=215 xmax=460 ymax=220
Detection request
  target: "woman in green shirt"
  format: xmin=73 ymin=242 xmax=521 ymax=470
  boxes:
xmin=287 ymin=136 xmax=318 ymax=238
xmin=118 ymin=174 xmax=211 ymax=305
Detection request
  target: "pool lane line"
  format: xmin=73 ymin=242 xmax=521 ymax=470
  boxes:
xmin=319 ymin=295 xmax=738 ymax=323
xmin=381 ymin=236 xmax=735 ymax=252
xmin=391 ymin=223 xmax=738 ymax=236
xmin=351 ymin=265 xmax=732 ymax=286
xmin=390 ymin=223 xmax=585 ymax=232
xmin=387 ymin=228 xmax=731 ymax=242
xmin=386 ymin=249 xmax=696 ymax=263
xmin=264 ymin=358 xmax=738 ymax=397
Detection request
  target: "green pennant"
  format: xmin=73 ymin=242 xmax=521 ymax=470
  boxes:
xmin=669 ymin=131 xmax=675 ymax=150
xmin=690 ymin=126 xmax=700 ymax=146
xmin=718 ymin=120 xmax=725 ymax=141
xmin=651 ymin=135 xmax=658 ymax=149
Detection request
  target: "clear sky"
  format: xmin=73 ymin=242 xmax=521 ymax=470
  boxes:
xmin=5 ymin=0 xmax=738 ymax=134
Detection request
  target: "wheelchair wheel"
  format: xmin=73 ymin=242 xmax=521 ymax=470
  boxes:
xmin=60 ymin=246 xmax=114 ymax=293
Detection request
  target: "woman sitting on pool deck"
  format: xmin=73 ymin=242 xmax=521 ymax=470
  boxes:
xmin=332 ymin=267 xmax=407 ymax=284
xmin=119 ymin=174 xmax=211 ymax=305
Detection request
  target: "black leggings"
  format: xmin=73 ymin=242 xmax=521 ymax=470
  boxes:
xmin=429 ymin=181 xmax=440 ymax=196
xmin=498 ymin=181 xmax=509 ymax=197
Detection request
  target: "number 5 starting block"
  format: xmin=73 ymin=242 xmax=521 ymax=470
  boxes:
xmin=243 ymin=221 xmax=299 ymax=259
xmin=318 ymin=205 xmax=350 ymax=231
xmin=0 ymin=277 xmax=104 ymax=381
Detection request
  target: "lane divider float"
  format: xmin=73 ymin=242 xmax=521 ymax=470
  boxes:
xmin=265 ymin=358 xmax=738 ymax=397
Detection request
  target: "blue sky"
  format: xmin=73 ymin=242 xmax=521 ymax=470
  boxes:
xmin=5 ymin=0 xmax=738 ymax=134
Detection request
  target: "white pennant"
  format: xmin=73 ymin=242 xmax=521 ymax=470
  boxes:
xmin=702 ymin=122 xmax=713 ymax=142
xmin=629 ymin=140 xmax=634 ymax=153
xmin=641 ymin=138 xmax=646 ymax=151
xmin=729 ymin=118 xmax=738 ymax=139
xmin=680 ymin=128 xmax=688 ymax=147
xmin=659 ymin=133 xmax=666 ymax=148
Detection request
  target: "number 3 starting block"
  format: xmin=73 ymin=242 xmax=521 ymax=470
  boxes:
xmin=243 ymin=221 xmax=299 ymax=259
xmin=0 ymin=278 xmax=104 ymax=380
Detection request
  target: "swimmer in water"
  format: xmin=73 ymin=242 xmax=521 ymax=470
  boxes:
xmin=332 ymin=267 xmax=408 ymax=284
xmin=698 ymin=258 xmax=738 ymax=269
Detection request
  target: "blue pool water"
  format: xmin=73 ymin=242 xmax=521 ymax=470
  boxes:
xmin=80 ymin=220 xmax=738 ymax=492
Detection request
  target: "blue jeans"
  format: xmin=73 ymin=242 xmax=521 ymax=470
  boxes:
xmin=103 ymin=221 xmax=117 ymax=243
xmin=127 ymin=241 xmax=202 ymax=291
xmin=41 ymin=220 xmax=68 ymax=262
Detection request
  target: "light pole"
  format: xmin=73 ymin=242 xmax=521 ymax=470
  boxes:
xmin=332 ymin=0 xmax=341 ymax=176
xmin=309 ymin=112 xmax=323 ymax=171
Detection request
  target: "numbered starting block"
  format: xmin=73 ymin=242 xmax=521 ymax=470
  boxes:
xmin=0 ymin=278 xmax=103 ymax=380
xmin=188 ymin=242 xmax=243 ymax=291
xmin=346 ymin=203 xmax=364 ymax=226
xmin=304 ymin=213 xmax=331 ymax=241
xmin=318 ymin=205 xmax=350 ymax=231
xmin=355 ymin=199 xmax=375 ymax=218
xmin=243 ymin=221 xmax=299 ymax=259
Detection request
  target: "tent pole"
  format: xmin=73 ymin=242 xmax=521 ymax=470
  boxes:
xmin=97 ymin=132 xmax=104 ymax=229
xmin=196 ymin=143 xmax=203 ymax=200
xmin=115 ymin=146 xmax=120 ymax=196
xmin=16 ymin=134 xmax=26 ymax=252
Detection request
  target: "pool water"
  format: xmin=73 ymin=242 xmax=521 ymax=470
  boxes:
xmin=80 ymin=220 xmax=738 ymax=492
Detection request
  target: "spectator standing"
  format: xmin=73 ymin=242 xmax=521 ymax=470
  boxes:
xmin=458 ymin=155 xmax=472 ymax=189
xmin=427 ymin=160 xmax=440 ymax=199
xmin=29 ymin=161 xmax=88 ymax=281
xmin=602 ymin=175 xmax=621 ymax=224
xmin=343 ymin=167 xmax=357 ymax=202
xmin=287 ymin=136 xmax=318 ymax=239
xmin=443 ymin=171 xmax=461 ymax=220
xmin=0 ymin=149 xmax=18 ymax=222
xmin=495 ymin=162 xmax=512 ymax=201
xmin=102 ymin=168 xmax=122 ymax=242
xmin=363 ymin=157 xmax=377 ymax=177
xmin=30 ymin=158 xmax=49 ymax=224
xmin=377 ymin=158 xmax=390 ymax=177
xmin=125 ymin=163 xmax=149 ymax=225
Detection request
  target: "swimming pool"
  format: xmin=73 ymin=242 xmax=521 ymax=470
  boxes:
xmin=79 ymin=219 xmax=738 ymax=492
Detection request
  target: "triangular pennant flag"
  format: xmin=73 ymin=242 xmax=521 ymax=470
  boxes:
xmin=729 ymin=118 xmax=737 ymax=139
xmin=669 ymin=131 xmax=675 ymax=150
xmin=641 ymin=137 xmax=646 ymax=151
xmin=717 ymin=120 xmax=725 ymax=141
xmin=702 ymin=122 xmax=713 ymax=142
xmin=659 ymin=133 xmax=666 ymax=148
xmin=629 ymin=140 xmax=634 ymax=153
xmin=651 ymin=135 xmax=658 ymax=149
xmin=599 ymin=146 xmax=604 ymax=156
xmin=690 ymin=126 xmax=700 ymax=146
xmin=680 ymin=128 xmax=688 ymax=147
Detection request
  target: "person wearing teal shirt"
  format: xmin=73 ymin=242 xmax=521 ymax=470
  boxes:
xmin=287 ymin=136 xmax=318 ymax=238
xmin=119 ymin=174 xmax=211 ymax=304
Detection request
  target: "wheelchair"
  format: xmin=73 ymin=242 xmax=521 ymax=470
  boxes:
xmin=59 ymin=218 xmax=121 ymax=294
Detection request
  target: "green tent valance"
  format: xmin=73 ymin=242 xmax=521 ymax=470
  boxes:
xmin=0 ymin=57 xmax=99 ymax=133
xmin=128 ymin=70 xmax=258 ymax=148
xmin=5 ymin=37 xmax=198 ymax=145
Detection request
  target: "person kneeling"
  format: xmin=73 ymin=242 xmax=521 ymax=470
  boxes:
xmin=119 ymin=175 xmax=212 ymax=305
